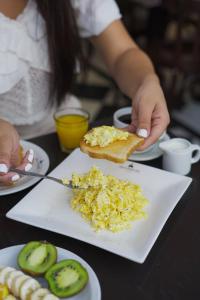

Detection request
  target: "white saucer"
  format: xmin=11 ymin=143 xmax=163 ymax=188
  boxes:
xmin=0 ymin=141 xmax=50 ymax=196
xmin=129 ymin=133 xmax=170 ymax=161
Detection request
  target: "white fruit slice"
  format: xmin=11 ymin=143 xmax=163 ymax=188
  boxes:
xmin=6 ymin=270 xmax=23 ymax=290
xmin=20 ymin=278 xmax=40 ymax=300
xmin=31 ymin=288 xmax=49 ymax=300
xmin=12 ymin=274 xmax=29 ymax=297
xmin=0 ymin=267 xmax=15 ymax=284
xmin=43 ymin=294 xmax=59 ymax=300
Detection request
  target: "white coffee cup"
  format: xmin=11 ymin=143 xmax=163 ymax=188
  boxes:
xmin=159 ymin=138 xmax=200 ymax=175
xmin=113 ymin=107 xmax=132 ymax=128
xmin=113 ymin=106 xmax=166 ymax=153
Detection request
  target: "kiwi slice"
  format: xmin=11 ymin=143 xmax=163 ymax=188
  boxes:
xmin=18 ymin=241 xmax=57 ymax=276
xmin=45 ymin=259 xmax=89 ymax=298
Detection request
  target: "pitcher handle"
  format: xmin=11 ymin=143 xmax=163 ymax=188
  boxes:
xmin=190 ymin=145 xmax=200 ymax=164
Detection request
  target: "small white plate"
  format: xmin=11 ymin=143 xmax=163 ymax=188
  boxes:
xmin=129 ymin=133 xmax=170 ymax=161
xmin=7 ymin=149 xmax=192 ymax=263
xmin=0 ymin=245 xmax=101 ymax=300
xmin=0 ymin=141 xmax=50 ymax=196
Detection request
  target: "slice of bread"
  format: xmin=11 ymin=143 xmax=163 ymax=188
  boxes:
xmin=80 ymin=130 xmax=144 ymax=163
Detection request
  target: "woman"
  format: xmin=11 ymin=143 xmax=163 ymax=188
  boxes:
xmin=0 ymin=0 xmax=170 ymax=184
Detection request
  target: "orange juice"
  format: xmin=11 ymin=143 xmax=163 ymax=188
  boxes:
xmin=55 ymin=113 xmax=89 ymax=152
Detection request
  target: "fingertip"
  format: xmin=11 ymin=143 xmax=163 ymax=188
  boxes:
xmin=25 ymin=163 xmax=32 ymax=171
xmin=0 ymin=172 xmax=20 ymax=185
xmin=11 ymin=174 xmax=20 ymax=182
xmin=28 ymin=149 xmax=34 ymax=163
xmin=136 ymin=128 xmax=149 ymax=138
xmin=14 ymin=158 xmax=33 ymax=173
xmin=18 ymin=149 xmax=34 ymax=168
xmin=0 ymin=163 xmax=9 ymax=174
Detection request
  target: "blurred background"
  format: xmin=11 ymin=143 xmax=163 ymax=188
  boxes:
xmin=72 ymin=0 xmax=200 ymax=145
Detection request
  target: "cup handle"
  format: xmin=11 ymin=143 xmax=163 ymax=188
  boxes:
xmin=190 ymin=145 xmax=200 ymax=164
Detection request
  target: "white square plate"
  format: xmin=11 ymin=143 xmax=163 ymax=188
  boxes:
xmin=7 ymin=149 xmax=192 ymax=263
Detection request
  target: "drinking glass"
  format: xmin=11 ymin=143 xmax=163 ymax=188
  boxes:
xmin=54 ymin=107 xmax=89 ymax=153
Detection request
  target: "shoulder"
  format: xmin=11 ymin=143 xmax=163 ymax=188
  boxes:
xmin=71 ymin=0 xmax=121 ymax=37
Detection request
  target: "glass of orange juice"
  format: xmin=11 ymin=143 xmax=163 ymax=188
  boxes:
xmin=54 ymin=107 xmax=89 ymax=152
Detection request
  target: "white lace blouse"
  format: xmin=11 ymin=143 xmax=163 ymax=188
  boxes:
xmin=0 ymin=0 xmax=121 ymax=128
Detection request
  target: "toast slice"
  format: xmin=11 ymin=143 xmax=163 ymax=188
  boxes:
xmin=80 ymin=130 xmax=144 ymax=163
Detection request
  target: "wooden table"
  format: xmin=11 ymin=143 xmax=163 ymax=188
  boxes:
xmin=0 ymin=132 xmax=200 ymax=300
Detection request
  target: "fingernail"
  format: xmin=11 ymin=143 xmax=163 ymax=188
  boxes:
xmin=0 ymin=164 xmax=8 ymax=173
xmin=28 ymin=149 xmax=34 ymax=163
xmin=137 ymin=129 xmax=148 ymax=138
xmin=11 ymin=174 xmax=20 ymax=182
xmin=25 ymin=163 xmax=32 ymax=171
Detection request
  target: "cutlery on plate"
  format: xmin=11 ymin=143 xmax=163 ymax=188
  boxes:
xmin=9 ymin=168 xmax=80 ymax=189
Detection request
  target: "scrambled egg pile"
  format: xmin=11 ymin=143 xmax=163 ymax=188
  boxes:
xmin=65 ymin=166 xmax=148 ymax=232
xmin=84 ymin=126 xmax=129 ymax=147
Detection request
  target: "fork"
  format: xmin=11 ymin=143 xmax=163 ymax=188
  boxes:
xmin=9 ymin=168 xmax=80 ymax=189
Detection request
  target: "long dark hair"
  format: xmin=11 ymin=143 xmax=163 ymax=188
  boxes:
xmin=35 ymin=0 xmax=81 ymax=105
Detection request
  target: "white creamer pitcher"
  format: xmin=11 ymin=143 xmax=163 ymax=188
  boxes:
xmin=159 ymin=138 xmax=200 ymax=175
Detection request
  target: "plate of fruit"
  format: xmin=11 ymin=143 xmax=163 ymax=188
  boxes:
xmin=0 ymin=241 xmax=101 ymax=300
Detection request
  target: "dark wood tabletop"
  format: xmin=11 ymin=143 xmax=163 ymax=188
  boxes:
xmin=0 ymin=132 xmax=200 ymax=300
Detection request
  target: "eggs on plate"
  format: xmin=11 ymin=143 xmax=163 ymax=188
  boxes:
xmin=63 ymin=166 xmax=149 ymax=232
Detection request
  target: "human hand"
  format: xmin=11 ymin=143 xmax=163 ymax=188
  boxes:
xmin=0 ymin=119 xmax=34 ymax=185
xmin=127 ymin=75 xmax=170 ymax=150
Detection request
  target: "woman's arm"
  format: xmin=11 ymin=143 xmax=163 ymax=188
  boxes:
xmin=91 ymin=20 xmax=170 ymax=149
xmin=91 ymin=20 xmax=154 ymax=98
